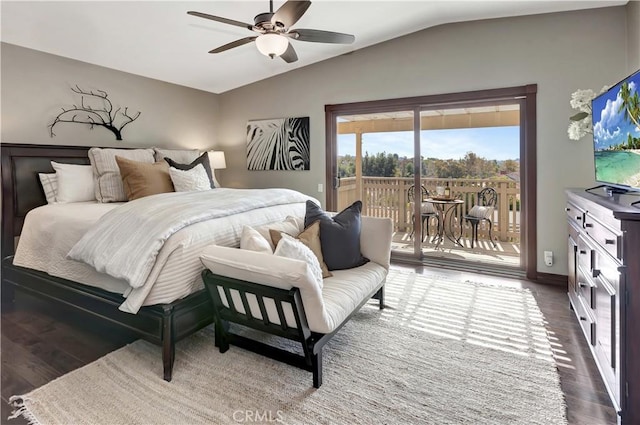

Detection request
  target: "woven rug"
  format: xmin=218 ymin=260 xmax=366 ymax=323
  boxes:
xmin=10 ymin=269 xmax=567 ymax=424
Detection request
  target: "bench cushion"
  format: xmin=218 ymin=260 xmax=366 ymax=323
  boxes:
xmin=321 ymin=262 xmax=387 ymax=332
xmin=200 ymin=245 xmax=387 ymax=334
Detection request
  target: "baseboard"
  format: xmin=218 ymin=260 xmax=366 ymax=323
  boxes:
xmin=536 ymin=272 xmax=567 ymax=286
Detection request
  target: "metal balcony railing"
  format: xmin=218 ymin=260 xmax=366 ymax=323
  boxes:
xmin=337 ymin=177 xmax=520 ymax=242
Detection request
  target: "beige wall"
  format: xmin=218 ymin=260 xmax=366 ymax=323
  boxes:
xmin=0 ymin=6 xmax=632 ymax=275
xmin=1 ymin=43 xmax=220 ymax=153
xmin=218 ymin=7 xmax=629 ymax=275
xmin=628 ymin=1 xmax=640 ymax=71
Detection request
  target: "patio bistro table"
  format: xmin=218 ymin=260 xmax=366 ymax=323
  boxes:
xmin=425 ymin=198 xmax=464 ymax=248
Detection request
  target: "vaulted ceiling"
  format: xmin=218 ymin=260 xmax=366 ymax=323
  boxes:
xmin=1 ymin=1 xmax=626 ymax=94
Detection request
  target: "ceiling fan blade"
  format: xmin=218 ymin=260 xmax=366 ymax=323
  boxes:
xmin=280 ymin=43 xmax=298 ymax=63
xmin=272 ymin=0 xmax=311 ymax=29
xmin=289 ymin=28 xmax=355 ymax=44
xmin=208 ymin=36 xmax=257 ymax=54
xmin=187 ymin=11 xmax=254 ymax=31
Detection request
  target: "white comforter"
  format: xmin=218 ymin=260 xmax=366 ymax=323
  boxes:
xmin=14 ymin=188 xmax=314 ymax=313
xmin=68 ymin=188 xmax=313 ymax=289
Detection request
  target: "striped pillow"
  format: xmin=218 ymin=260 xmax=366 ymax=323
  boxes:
xmin=38 ymin=173 xmax=58 ymax=204
xmin=468 ymin=205 xmax=494 ymax=220
xmin=89 ymin=148 xmax=155 ymax=202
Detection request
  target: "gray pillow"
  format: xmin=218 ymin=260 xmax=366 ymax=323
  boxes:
xmin=164 ymin=152 xmax=215 ymax=188
xmin=304 ymin=200 xmax=369 ymax=271
xmin=154 ymin=148 xmax=200 ymax=164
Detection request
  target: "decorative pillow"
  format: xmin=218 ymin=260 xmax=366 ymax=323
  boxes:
xmin=153 ymin=147 xmax=200 ymax=164
xmin=240 ymin=225 xmax=272 ymax=254
xmin=165 ymin=152 xmax=215 ymax=189
xmin=88 ymin=148 xmax=155 ymax=202
xmin=249 ymin=216 xmax=303 ymax=251
xmin=169 ymin=164 xmax=211 ymax=192
xmin=50 ymin=161 xmax=95 ymax=203
xmin=468 ymin=205 xmax=494 ymax=220
xmin=274 ymin=233 xmax=323 ymax=288
xmin=38 ymin=173 xmax=58 ymax=204
xmin=304 ymin=200 xmax=369 ymax=271
xmin=270 ymin=220 xmax=332 ymax=278
xmin=115 ymin=156 xmax=174 ymax=201
xmin=410 ymin=201 xmax=437 ymax=214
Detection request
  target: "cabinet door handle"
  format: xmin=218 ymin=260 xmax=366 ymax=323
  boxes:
xmin=579 ymin=316 xmax=587 ymax=321
xmin=592 ymin=269 xmax=601 ymax=278
xmin=579 ymin=282 xmax=587 ymax=288
xmin=579 ymin=250 xmax=587 ymax=255
xmin=605 ymin=239 xmax=615 ymax=245
xmin=565 ymin=207 xmax=571 ymax=212
xmin=576 ymin=216 xmax=582 ymax=221
xmin=585 ymin=223 xmax=593 ymax=228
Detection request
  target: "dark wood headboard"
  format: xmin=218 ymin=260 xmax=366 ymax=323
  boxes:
xmin=1 ymin=143 xmax=91 ymax=258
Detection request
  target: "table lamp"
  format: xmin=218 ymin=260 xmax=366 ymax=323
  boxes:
xmin=208 ymin=151 xmax=226 ymax=187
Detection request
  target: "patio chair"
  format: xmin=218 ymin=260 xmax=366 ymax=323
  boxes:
xmin=464 ymin=187 xmax=498 ymax=248
xmin=408 ymin=185 xmax=439 ymax=242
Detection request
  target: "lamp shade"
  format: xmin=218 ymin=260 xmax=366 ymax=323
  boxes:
xmin=208 ymin=151 xmax=226 ymax=169
xmin=255 ymin=33 xmax=289 ymax=58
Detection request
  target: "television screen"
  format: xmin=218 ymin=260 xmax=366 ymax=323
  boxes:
xmin=592 ymin=69 xmax=640 ymax=192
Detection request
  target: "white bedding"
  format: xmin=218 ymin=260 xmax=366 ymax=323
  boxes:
xmin=13 ymin=190 xmax=312 ymax=313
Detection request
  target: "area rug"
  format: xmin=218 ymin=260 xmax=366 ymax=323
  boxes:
xmin=10 ymin=270 xmax=567 ymax=424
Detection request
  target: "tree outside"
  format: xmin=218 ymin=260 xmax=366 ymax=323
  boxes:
xmin=338 ymin=151 xmax=519 ymax=179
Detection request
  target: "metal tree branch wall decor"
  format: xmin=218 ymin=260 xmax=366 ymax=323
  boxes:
xmin=49 ymin=85 xmax=141 ymax=140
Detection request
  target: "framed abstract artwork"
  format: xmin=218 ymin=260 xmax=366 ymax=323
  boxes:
xmin=246 ymin=117 xmax=310 ymax=170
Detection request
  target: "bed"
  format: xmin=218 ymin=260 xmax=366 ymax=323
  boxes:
xmin=0 ymin=143 xmax=312 ymax=381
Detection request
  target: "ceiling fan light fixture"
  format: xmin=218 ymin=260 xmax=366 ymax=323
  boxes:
xmin=255 ymin=33 xmax=289 ymax=58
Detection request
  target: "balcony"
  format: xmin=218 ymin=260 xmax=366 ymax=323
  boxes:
xmin=338 ymin=176 xmax=521 ymax=266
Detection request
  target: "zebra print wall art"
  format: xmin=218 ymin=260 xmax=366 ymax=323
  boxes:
xmin=246 ymin=117 xmax=310 ymax=171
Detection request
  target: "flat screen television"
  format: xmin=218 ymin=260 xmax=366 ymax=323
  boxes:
xmin=591 ymin=68 xmax=640 ymax=193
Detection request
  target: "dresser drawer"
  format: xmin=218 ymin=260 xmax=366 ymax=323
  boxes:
xmin=577 ymin=234 xmax=595 ymax=272
xmin=568 ymin=220 xmax=581 ymax=244
xmin=577 ymin=263 xmax=595 ymax=310
xmin=566 ymin=201 xmax=586 ymax=229
xmin=584 ymin=214 xmax=623 ymax=261
xmin=574 ymin=294 xmax=596 ymax=347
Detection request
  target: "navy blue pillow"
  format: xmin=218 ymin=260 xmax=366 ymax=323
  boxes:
xmin=304 ymin=200 xmax=369 ymax=271
xmin=164 ymin=152 xmax=215 ymax=188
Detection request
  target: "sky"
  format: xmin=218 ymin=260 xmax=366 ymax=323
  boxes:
xmin=338 ymin=126 xmax=520 ymax=160
xmin=592 ymin=71 xmax=640 ymax=150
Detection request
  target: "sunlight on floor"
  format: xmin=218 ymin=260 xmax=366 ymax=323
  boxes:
xmin=391 ymin=231 xmax=521 ymax=267
xmin=382 ymin=270 xmax=570 ymax=366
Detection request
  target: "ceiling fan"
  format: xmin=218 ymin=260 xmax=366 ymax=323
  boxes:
xmin=187 ymin=0 xmax=355 ymax=63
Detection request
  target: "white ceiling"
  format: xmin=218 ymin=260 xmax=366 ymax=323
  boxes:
xmin=1 ymin=1 xmax=626 ymax=94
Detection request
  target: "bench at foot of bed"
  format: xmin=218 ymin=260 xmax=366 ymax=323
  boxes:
xmin=199 ymin=215 xmax=392 ymax=388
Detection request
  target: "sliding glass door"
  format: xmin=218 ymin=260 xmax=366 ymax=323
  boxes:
xmin=325 ymin=85 xmax=537 ymax=278
xmin=335 ymin=111 xmax=416 ymax=248
xmin=417 ymin=104 xmax=522 ymax=268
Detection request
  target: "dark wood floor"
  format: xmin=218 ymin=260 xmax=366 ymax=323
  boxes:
xmin=1 ymin=265 xmax=617 ymax=425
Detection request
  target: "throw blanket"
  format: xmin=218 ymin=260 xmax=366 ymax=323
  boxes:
xmin=68 ymin=188 xmax=314 ymax=288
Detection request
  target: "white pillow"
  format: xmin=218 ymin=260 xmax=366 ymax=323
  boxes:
xmin=39 ymin=173 xmax=58 ymax=204
xmin=468 ymin=205 xmax=494 ymax=220
xmin=253 ymin=216 xmax=303 ymax=251
xmin=169 ymin=164 xmax=211 ymax=192
xmin=410 ymin=201 xmax=437 ymax=214
xmin=50 ymin=161 xmax=95 ymax=203
xmin=274 ymin=233 xmax=323 ymax=288
xmin=240 ymin=226 xmax=272 ymax=253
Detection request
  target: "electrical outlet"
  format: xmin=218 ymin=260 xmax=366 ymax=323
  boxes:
xmin=544 ymin=251 xmax=553 ymax=266
xmin=317 ymin=183 xmax=323 ymax=193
